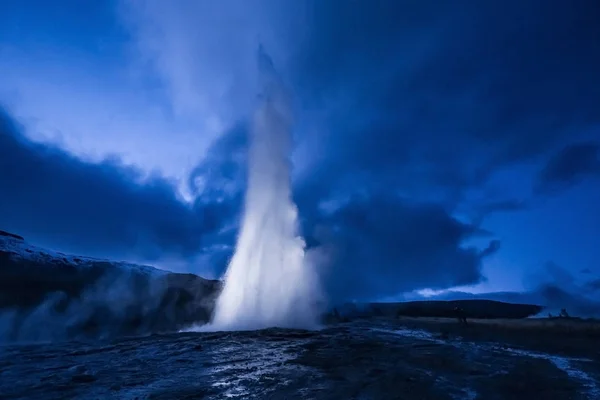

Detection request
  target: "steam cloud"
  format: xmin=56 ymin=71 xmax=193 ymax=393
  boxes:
xmin=208 ymin=46 xmax=322 ymax=331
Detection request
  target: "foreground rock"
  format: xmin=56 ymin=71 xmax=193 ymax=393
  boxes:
xmin=0 ymin=230 xmax=222 ymax=341
xmin=1 ymin=319 xmax=598 ymax=399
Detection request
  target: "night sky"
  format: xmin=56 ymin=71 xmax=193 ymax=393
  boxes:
xmin=1 ymin=1 xmax=599 ymax=311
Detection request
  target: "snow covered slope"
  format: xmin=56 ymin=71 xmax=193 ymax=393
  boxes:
xmin=0 ymin=230 xmax=221 ymax=341
xmin=0 ymin=229 xmax=166 ymax=277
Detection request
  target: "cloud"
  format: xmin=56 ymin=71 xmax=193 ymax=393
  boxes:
xmin=524 ymin=261 xmax=600 ymax=317
xmin=304 ymin=194 xmax=495 ymax=302
xmin=290 ymin=1 xmax=600 ymax=207
xmin=419 ymin=262 xmax=600 ymax=318
xmin=535 ymin=142 xmax=600 ymax=194
xmin=286 ymin=0 xmax=599 ymax=300
xmin=0 ymin=108 xmax=240 ymax=264
xmin=0 ymin=45 xmax=214 ymax=181
xmin=2 ymin=1 xmax=599 ymax=303
xmin=477 ymin=200 xmax=527 ymax=216
xmin=118 ymin=1 xmax=600 ymax=210
xmin=1 ymin=105 xmax=498 ymax=301
xmin=581 ymin=268 xmax=593 ymax=274
xmin=119 ymin=0 xmax=305 ymax=125
xmin=584 ymin=279 xmax=600 ymax=293
xmin=187 ymin=122 xmax=247 ymax=201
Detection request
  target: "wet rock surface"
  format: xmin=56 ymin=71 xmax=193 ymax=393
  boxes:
xmin=1 ymin=320 xmax=599 ymax=400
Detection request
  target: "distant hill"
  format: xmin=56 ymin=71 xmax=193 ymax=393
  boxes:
xmin=337 ymin=300 xmax=543 ymax=320
xmin=0 ymin=230 xmax=222 ymax=341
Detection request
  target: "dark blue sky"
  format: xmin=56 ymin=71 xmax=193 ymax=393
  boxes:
xmin=0 ymin=0 xmax=599 ymax=305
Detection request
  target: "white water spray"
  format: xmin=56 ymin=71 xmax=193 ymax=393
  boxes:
xmin=208 ymin=46 xmax=321 ymax=331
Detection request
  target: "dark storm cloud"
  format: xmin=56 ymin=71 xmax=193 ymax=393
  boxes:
xmin=581 ymin=268 xmax=593 ymax=275
xmin=3 ymin=0 xmax=599 ymax=302
xmin=291 ymin=0 xmax=600 ymax=205
xmin=535 ymin=142 xmax=600 ymax=194
xmin=186 ymin=124 xmax=247 ymax=274
xmin=477 ymin=200 xmax=527 ymax=216
xmin=0 ymin=109 xmax=241 ymax=262
xmin=187 ymin=122 xmax=247 ymax=201
xmin=0 ymin=104 xmax=494 ymax=300
xmin=532 ymin=262 xmax=600 ymax=317
xmin=465 ymin=199 xmax=529 ymax=227
xmin=304 ymin=194 xmax=493 ymax=302
xmin=285 ymin=1 xmax=600 ymax=301
xmin=584 ymin=279 xmax=600 ymax=293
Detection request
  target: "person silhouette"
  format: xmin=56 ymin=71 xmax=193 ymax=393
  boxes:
xmin=454 ymin=306 xmax=468 ymax=325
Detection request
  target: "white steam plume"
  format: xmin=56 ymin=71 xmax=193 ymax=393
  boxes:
xmin=208 ymin=46 xmax=322 ymax=331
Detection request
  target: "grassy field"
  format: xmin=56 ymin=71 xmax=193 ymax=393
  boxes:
xmin=403 ymin=315 xmax=600 ymax=334
xmin=393 ymin=316 xmax=600 ymax=360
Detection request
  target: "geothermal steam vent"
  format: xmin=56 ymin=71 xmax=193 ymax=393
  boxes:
xmin=209 ymin=47 xmax=321 ymax=331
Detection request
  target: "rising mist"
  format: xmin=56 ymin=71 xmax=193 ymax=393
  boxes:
xmin=208 ymin=47 xmax=322 ymax=331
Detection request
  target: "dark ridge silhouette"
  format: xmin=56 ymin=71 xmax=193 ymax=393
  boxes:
xmin=0 ymin=230 xmax=222 ymax=341
xmin=390 ymin=300 xmax=542 ymax=319
xmin=333 ymin=300 xmax=543 ymax=320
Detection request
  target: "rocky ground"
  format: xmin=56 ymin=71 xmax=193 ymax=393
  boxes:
xmin=1 ymin=318 xmax=599 ymax=400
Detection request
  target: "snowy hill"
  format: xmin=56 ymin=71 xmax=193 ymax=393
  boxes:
xmin=0 ymin=230 xmax=222 ymax=341
xmin=0 ymin=230 xmax=169 ymax=276
xmin=0 ymin=229 xmax=166 ymax=277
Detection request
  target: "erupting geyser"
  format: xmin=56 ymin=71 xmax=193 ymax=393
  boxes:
xmin=209 ymin=46 xmax=321 ymax=331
